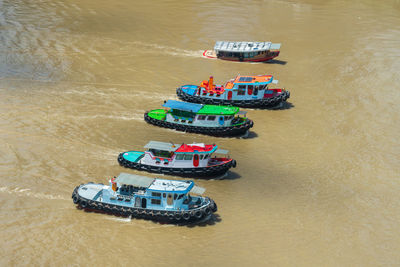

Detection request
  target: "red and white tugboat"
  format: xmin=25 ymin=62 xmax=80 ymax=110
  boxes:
xmin=118 ymin=141 xmax=236 ymax=177
xmin=203 ymin=41 xmax=281 ymax=62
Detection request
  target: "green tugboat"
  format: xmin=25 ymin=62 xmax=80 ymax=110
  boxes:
xmin=144 ymin=100 xmax=253 ymax=136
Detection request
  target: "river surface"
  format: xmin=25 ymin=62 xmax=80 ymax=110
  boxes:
xmin=1 ymin=0 xmax=399 ymax=266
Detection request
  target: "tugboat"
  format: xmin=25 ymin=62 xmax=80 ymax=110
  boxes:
xmin=144 ymin=100 xmax=253 ymax=136
xmin=72 ymin=172 xmax=217 ymax=223
xmin=177 ymin=75 xmax=290 ymax=108
xmin=118 ymin=141 xmax=236 ymax=177
xmin=203 ymin=41 xmax=281 ymax=62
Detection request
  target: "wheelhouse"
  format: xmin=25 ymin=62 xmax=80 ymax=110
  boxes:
xmin=161 ymin=100 xmax=245 ymax=126
xmin=214 ymin=41 xmax=281 ymax=61
xmin=112 ymin=173 xmax=206 ymax=210
xmin=140 ymin=141 xmax=230 ymax=168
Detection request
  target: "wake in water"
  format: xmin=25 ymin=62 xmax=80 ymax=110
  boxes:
xmin=124 ymin=40 xmax=204 ymax=58
xmin=0 ymin=186 xmax=68 ymax=200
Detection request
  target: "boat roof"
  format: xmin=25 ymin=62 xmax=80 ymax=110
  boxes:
xmin=144 ymin=141 xmax=228 ymax=154
xmin=214 ymin=41 xmax=275 ymax=52
xmin=163 ymin=100 xmax=239 ymax=115
xmin=175 ymin=143 xmax=217 ymax=154
xmin=144 ymin=141 xmax=180 ymax=152
xmin=163 ymin=100 xmax=203 ymax=113
xmin=198 ymin=105 xmax=239 ymax=115
xmin=234 ymin=75 xmax=274 ymax=84
xmin=115 ymin=173 xmax=205 ymax=194
xmin=115 ymin=173 xmax=154 ymax=188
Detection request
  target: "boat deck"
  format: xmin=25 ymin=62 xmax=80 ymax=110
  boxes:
xmin=122 ymin=151 xmax=145 ymax=163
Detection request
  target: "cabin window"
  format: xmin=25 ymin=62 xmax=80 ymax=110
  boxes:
xmin=224 ymin=115 xmax=233 ymax=120
xmin=238 ymin=85 xmax=246 ymax=95
xmin=151 ymin=192 xmax=161 ymax=197
xmin=207 ymin=116 xmax=216 ymax=121
xmin=149 ymin=149 xmax=172 ymax=158
xmin=198 ymin=115 xmax=206 ymax=120
xmin=200 ymin=154 xmax=204 ymax=160
xmin=174 ymin=194 xmax=177 ymax=200
xmin=184 ymin=154 xmax=193 ymax=160
xmin=177 ymin=194 xmax=184 ymax=199
xmin=163 ymin=193 xmax=166 ymax=198
xmin=151 ymin=199 xmax=161 ymax=205
xmin=247 ymin=85 xmax=253 ymax=95
xmin=253 ymin=87 xmax=259 ymax=96
xmin=204 ymin=154 xmax=209 ymax=159
xmin=176 ymin=154 xmax=184 ymax=160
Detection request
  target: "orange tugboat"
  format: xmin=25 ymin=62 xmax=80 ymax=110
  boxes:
xmin=177 ymin=75 xmax=290 ymax=108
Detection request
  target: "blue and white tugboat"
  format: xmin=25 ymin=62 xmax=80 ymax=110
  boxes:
xmin=118 ymin=141 xmax=236 ymax=177
xmin=72 ymin=173 xmax=217 ymax=223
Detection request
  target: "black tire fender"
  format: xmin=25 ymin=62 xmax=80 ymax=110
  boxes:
xmin=73 ymin=195 xmax=80 ymax=204
xmin=80 ymin=200 xmax=87 ymax=208
xmin=194 ymin=210 xmax=203 ymax=219
xmin=232 ymin=160 xmax=237 ymax=168
xmin=182 ymin=212 xmax=191 ymax=220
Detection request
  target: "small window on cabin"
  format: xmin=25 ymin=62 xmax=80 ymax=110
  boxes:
xmin=200 ymin=154 xmax=204 ymax=160
xmin=184 ymin=154 xmax=193 ymax=160
xmin=238 ymin=85 xmax=246 ymax=95
xmin=174 ymin=194 xmax=177 ymax=200
xmin=151 ymin=199 xmax=161 ymax=205
xmin=176 ymin=154 xmax=184 ymax=160
xmin=248 ymin=85 xmax=253 ymax=95
xmin=151 ymin=192 xmax=161 ymax=197
xmin=207 ymin=116 xmax=216 ymax=121
xmin=253 ymin=87 xmax=259 ymax=96
xmin=204 ymin=154 xmax=209 ymax=159
xmin=198 ymin=115 xmax=206 ymax=120
xmin=238 ymin=77 xmax=253 ymax=82
xmin=163 ymin=193 xmax=166 ymax=198
xmin=177 ymin=194 xmax=184 ymax=200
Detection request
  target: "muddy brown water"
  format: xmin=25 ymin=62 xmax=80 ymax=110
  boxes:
xmin=1 ymin=0 xmax=400 ymax=266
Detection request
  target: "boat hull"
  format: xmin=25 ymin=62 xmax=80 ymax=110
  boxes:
xmin=144 ymin=112 xmax=253 ymax=136
xmin=118 ymin=152 xmax=236 ymax=177
xmin=177 ymin=87 xmax=290 ymax=108
xmin=71 ymin=185 xmax=218 ymax=224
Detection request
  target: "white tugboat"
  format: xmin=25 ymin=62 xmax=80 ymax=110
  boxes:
xmin=72 ymin=173 xmax=217 ymax=223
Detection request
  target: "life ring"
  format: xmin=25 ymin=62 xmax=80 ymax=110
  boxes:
xmin=73 ymin=195 xmax=79 ymax=204
xmin=182 ymin=212 xmax=191 ymax=220
xmin=194 ymin=210 xmax=202 ymax=219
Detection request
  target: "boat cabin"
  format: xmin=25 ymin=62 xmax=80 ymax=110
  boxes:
xmin=214 ymin=41 xmax=281 ymax=62
xmin=110 ymin=173 xmax=205 ymax=210
xmin=181 ymin=75 xmax=280 ymax=101
xmin=140 ymin=141 xmax=229 ymax=168
xmin=161 ymin=100 xmax=246 ymax=127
